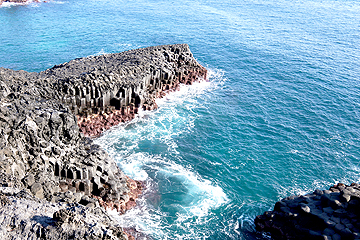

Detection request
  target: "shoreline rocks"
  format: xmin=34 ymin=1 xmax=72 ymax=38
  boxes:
xmin=0 ymin=0 xmax=40 ymax=6
xmin=0 ymin=186 xmax=127 ymax=239
xmin=0 ymin=44 xmax=207 ymax=239
xmin=255 ymin=183 xmax=360 ymax=240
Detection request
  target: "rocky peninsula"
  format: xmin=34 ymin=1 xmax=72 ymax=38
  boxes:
xmin=0 ymin=44 xmax=207 ymax=239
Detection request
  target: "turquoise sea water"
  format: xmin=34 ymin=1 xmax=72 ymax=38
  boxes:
xmin=1 ymin=0 xmax=360 ymax=239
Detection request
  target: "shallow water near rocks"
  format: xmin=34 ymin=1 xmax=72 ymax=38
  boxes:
xmin=1 ymin=0 xmax=360 ymax=239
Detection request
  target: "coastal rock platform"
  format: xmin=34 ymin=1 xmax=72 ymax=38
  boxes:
xmin=0 ymin=44 xmax=207 ymax=239
xmin=255 ymin=183 xmax=360 ymax=240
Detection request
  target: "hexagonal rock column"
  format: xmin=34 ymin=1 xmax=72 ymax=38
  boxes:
xmin=42 ymin=44 xmax=208 ymax=137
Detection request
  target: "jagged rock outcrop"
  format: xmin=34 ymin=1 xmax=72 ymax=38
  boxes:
xmin=41 ymin=44 xmax=207 ymax=136
xmin=0 ymin=186 xmax=127 ymax=239
xmin=0 ymin=81 xmax=132 ymax=210
xmin=0 ymin=44 xmax=207 ymax=239
xmin=255 ymin=183 xmax=360 ymax=240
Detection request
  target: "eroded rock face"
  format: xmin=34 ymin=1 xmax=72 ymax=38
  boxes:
xmin=255 ymin=183 xmax=360 ymax=240
xmin=0 ymin=44 xmax=206 ymax=205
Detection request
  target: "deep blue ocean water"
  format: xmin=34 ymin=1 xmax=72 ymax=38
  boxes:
xmin=1 ymin=0 xmax=360 ymax=239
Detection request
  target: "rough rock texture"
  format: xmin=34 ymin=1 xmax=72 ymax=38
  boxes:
xmin=0 ymin=186 xmax=127 ymax=239
xmin=0 ymin=77 xmax=131 ymax=209
xmin=0 ymin=44 xmax=207 ymax=239
xmin=255 ymin=183 xmax=360 ymax=240
xmin=40 ymin=44 xmax=207 ymax=137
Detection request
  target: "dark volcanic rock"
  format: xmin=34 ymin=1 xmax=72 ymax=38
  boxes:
xmin=0 ymin=186 xmax=127 ymax=239
xmin=0 ymin=44 xmax=207 ymax=239
xmin=0 ymin=85 xmax=129 ymax=206
xmin=41 ymin=44 xmax=208 ymax=137
xmin=255 ymin=183 xmax=360 ymax=240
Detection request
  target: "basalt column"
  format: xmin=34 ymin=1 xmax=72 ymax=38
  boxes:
xmin=43 ymin=44 xmax=207 ymax=137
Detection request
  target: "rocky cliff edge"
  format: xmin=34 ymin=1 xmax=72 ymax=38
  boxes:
xmin=0 ymin=44 xmax=207 ymax=239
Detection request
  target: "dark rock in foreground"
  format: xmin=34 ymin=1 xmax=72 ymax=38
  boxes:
xmin=255 ymin=183 xmax=360 ymax=240
xmin=0 ymin=185 xmax=127 ymax=239
xmin=0 ymin=44 xmax=207 ymax=239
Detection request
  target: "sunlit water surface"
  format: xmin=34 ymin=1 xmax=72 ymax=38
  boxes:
xmin=1 ymin=0 xmax=360 ymax=239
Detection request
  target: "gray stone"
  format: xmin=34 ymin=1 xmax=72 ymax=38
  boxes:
xmin=30 ymin=183 xmax=43 ymax=198
xmin=322 ymin=235 xmax=332 ymax=240
xmin=323 ymin=207 xmax=334 ymax=215
xmin=330 ymin=200 xmax=342 ymax=209
xmin=331 ymin=216 xmax=341 ymax=225
xmin=314 ymin=189 xmax=324 ymax=195
xmin=255 ymin=183 xmax=360 ymax=240
xmin=22 ymin=174 xmax=35 ymax=187
xmin=300 ymin=204 xmax=311 ymax=213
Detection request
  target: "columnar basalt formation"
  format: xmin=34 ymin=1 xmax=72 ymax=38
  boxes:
xmin=255 ymin=183 xmax=360 ymax=240
xmin=41 ymin=44 xmax=207 ymax=137
xmin=0 ymin=44 xmax=207 ymax=239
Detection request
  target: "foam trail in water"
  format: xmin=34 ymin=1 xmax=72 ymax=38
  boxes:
xmin=96 ymin=69 xmax=228 ymax=239
xmin=0 ymin=1 xmax=29 ymax=7
xmin=107 ymin=152 xmax=228 ymax=239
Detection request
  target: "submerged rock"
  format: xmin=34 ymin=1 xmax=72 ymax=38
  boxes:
xmin=255 ymin=183 xmax=360 ymax=240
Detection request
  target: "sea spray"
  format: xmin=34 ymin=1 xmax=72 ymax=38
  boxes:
xmin=96 ymin=72 xmax=229 ymax=239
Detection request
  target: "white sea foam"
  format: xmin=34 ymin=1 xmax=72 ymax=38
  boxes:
xmin=0 ymin=0 xmax=59 ymax=8
xmin=52 ymin=1 xmax=65 ymax=4
xmin=95 ymin=48 xmax=108 ymax=56
xmin=97 ymin=73 xmax=220 ymax=155
xmin=95 ymin=69 xmax=228 ymax=238
xmin=0 ymin=1 xmax=28 ymax=7
xmin=114 ymin=43 xmax=142 ymax=52
xmin=105 ymin=152 xmax=228 ymax=239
